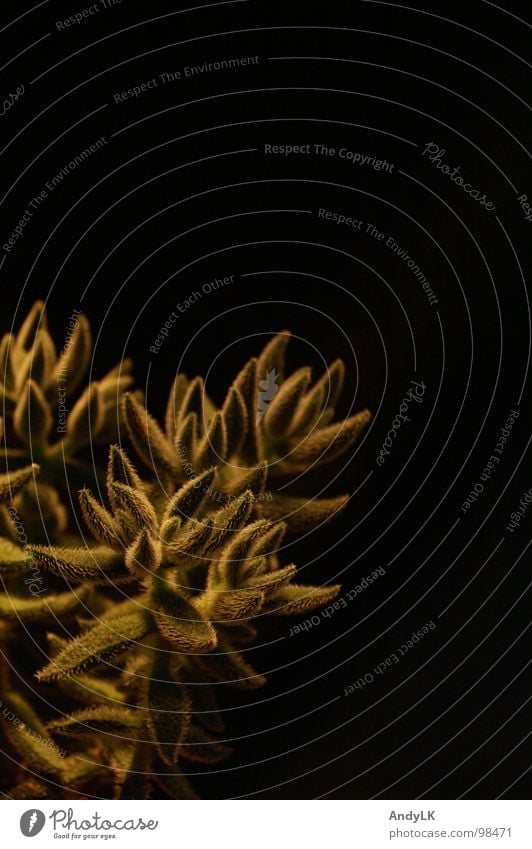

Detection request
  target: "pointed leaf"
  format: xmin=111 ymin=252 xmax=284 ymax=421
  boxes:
xmin=123 ymin=393 xmax=180 ymax=477
xmin=221 ymin=385 xmax=247 ymax=457
xmin=194 ymin=411 xmax=227 ymax=471
xmin=29 ymin=545 xmax=133 ymax=585
xmin=48 ymin=705 xmax=143 ymax=738
xmin=37 ymin=611 xmax=152 ymax=680
xmin=13 ymin=380 xmax=52 ymax=445
xmin=195 ymin=638 xmax=266 ymax=689
xmin=179 ymin=723 xmax=232 ymax=764
xmin=0 ymin=587 xmax=88 ymax=622
xmin=146 ymin=673 xmax=191 ymax=765
xmin=79 ymin=487 xmax=120 ymax=547
xmin=0 ymin=463 xmax=38 ymax=502
xmin=257 ymin=494 xmax=348 ymax=533
xmin=286 ymin=409 xmax=371 ymax=468
xmin=265 ymin=583 xmax=341 ymax=615
xmin=262 ymin=366 xmax=311 ymax=438
xmin=152 ymin=578 xmax=217 ymax=653
xmin=51 ymin=313 xmax=92 ymax=396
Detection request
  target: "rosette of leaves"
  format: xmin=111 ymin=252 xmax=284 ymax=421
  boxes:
xmin=122 ymin=331 xmax=371 ymax=535
xmin=0 ymin=301 xmax=134 ymax=536
xmin=25 ymin=445 xmax=340 ymax=798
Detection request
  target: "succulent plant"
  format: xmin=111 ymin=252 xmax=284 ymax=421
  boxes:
xmin=0 ymin=324 xmax=370 ymax=799
xmin=0 ymin=301 xmax=133 ymax=536
xmin=122 ymin=331 xmax=371 ymax=534
xmin=17 ymin=445 xmax=340 ymax=797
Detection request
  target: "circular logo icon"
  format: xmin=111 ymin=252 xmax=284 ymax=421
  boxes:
xmin=20 ymin=810 xmax=46 ymax=837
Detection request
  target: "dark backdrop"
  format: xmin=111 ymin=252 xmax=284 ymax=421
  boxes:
xmin=0 ymin=0 xmax=530 ymax=799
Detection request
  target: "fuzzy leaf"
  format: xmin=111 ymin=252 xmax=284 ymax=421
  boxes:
xmin=65 ymin=383 xmax=103 ymax=448
xmin=0 ymin=463 xmax=38 ymax=503
xmin=195 ymin=639 xmax=266 ymax=689
xmin=221 ymin=385 xmax=247 ymax=457
xmin=51 ymin=313 xmax=92 ymax=396
xmin=37 ymin=611 xmax=152 ymax=681
xmin=290 ymin=382 xmax=326 ymax=436
xmin=107 ymin=444 xmax=144 ymax=494
xmin=78 ymin=488 xmax=120 ymax=547
xmin=163 ymin=467 xmax=216 ymax=524
xmin=202 ymin=493 xmax=253 ymax=554
xmin=0 ymin=333 xmax=17 ymax=393
xmin=248 ymin=521 xmax=287 ymax=559
xmin=13 ymin=380 xmax=52 ymax=446
xmin=285 ymin=410 xmax=371 ymax=469
xmin=110 ymin=482 xmax=157 ymax=532
xmin=155 ymin=768 xmax=199 ymax=800
xmin=314 ymin=358 xmax=345 ymax=408
xmin=152 ymin=579 xmax=217 ymax=653
xmin=257 ymin=494 xmax=348 ymax=533
xmin=224 ymin=461 xmax=267 ymax=499
xmin=265 ymin=583 xmax=341 ymax=615
xmin=244 ymin=563 xmax=298 ymax=597
xmin=213 ymin=519 xmax=271 ymax=587
xmin=194 ymin=411 xmax=227 ymax=471
xmin=16 ymin=300 xmax=46 ymax=351
xmin=123 ymin=393 xmax=180 ymax=477
xmin=262 ymin=366 xmax=311 ymax=438
xmin=29 ymin=545 xmax=132 ymax=585
xmin=207 ymin=587 xmax=265 ymax=621
xmin=232 ymin=358 xmax=259 ymax=463
xmin=48 ymin=705 xmax=143 ymax=738
xmin=125 ymin=529 xmax=161 ymax=575
xmin=0 ymin=537 xmax=28 ymax=572
xmin=146 ymin=675 xmax=191 ymax=765
xmin=256 ymin=330 xmax=291 ymax=384
xmin=165 ymin=373 xmax=189 ymax=438
xmin=0 ymin=587 xmax=88 ymax=622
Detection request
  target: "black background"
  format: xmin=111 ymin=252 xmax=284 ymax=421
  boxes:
xmin=0 ymin=0 xmax=530 ymax=799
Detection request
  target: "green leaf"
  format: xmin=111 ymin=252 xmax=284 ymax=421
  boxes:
xmin=264 ymin=583 xmax=341 ymax=615
xmin=29 ymin=545 xmax=133 ymax=585
xmin=37 ymin=611 xmax=152 ymax=680
xmin=146 ymin=674 xmax=191 ymax=765
xmin=202 ymin=493 xmax=253 ymax=555
xmin=107 ymin=444 xmax=144 ymax=494
xmin=0 ymin=587 xmax=88 ymax=622
xmin=152 ymin=579 xmax=217 ymax=653
xmin=48 ymin=705 xmax=143 ymax=738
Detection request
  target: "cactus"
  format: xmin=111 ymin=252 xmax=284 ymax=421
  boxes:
xmin=0 ymin=321 xmax=370 ymax=799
